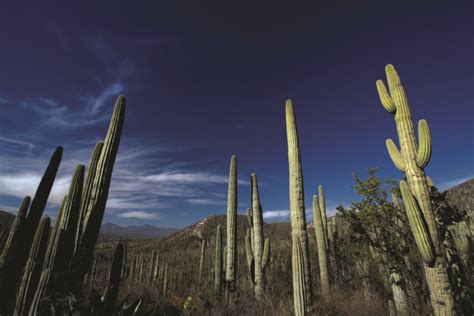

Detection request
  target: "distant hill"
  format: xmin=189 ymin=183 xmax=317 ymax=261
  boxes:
xmin=99 ymin=223 xmax=178 ymax=240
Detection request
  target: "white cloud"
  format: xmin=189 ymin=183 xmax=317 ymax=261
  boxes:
xmin=117 ymin=211 xmax=159 ymax=220
xmin=188 ymin=198 xmax=225 ymax=206
xmin=263 ymin=210 xmax=290 ymax=219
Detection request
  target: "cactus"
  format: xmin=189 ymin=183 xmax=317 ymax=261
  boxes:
xmin=198 ymin=240 xmax=205 ymax=283
xmin=0 ymin=146 xmax=62 ymax=314
xmin=163 ymin=262 xmax=168 ymax=296
xmin=312 ymin=194 xmax=329 ymax=295
xmin=214 ymin=224 xmax=223 ymax=294
xmin=285 ymin=99 xmax=313 ymax=304
xmin=102 ymin=242 xmax=124 ymax=314
xmin=245 ymin=173 xmax=271 ymax=299
xmin=377 ymin=65 xmax=454 ymax=314
xmin=318 ymin=185 xmax=328 ymax=249
xmin=225 ymin=155 xmax=238 ymax=292
xmin=74 ymin=141 xmax=103 ymax=257
xmin=292 ymin=237 xmax=306 ymax=316
xmin=389 ymin=268 xmax=408 ymax=316
xmin=14 ymin=217 xmax=50 ymax=316
xmin=0 ymin=196 xmax=30 ymax=266
xmin=73 ymin=96 xmax=125 ymax=281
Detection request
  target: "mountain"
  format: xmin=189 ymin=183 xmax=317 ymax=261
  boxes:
xmin=99 ymin=223 xmax=178 ymax=240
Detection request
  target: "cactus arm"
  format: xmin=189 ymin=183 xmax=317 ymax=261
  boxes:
xmin=416 ymin=119 xmax=432 ymax=168
xmin=0 ymin=196 xmax=30 ymax=265
xmin=385 ymin=139 xmax=405 ymax=172
xmin=318 ymin=185 xmax=328 ymax=249
xmin=376 ymin=80 xmax=396 ymax=113
xmin=245 ymin=228 xmax=254 ymax=272
xmin=400 ymin=180 xmax=435 ymax=266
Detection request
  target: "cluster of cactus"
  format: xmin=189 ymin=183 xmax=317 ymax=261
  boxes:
xmin=0 ymin=96 xmax=125 ymax=315
xmin=312 ymin=185 xmax=329 ymax=295
xmin=245 ymin=174 xmax=271 ymax=299
xmin=376 ymin=65 xmax=455 ymax=315
xmin=285 ymin=99 xmax=313 ymax=308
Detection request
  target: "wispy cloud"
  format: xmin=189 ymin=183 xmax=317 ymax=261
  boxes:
xmin=117 ymin=211 xmax=159 ymax=220
xmin=263 ymin=210 xmax=290 ymax=219
xmin=188 ymin=198 xmax=226 ymax=206
xmin=438 ymin=175 xmax=474 ymax=191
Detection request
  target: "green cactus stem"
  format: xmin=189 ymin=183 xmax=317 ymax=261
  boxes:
xmin=73 ymin=96 xmax=125 ymax=282
xmin=0 ymin=146 xmax=62 ymax=315
xmin=199 ymin=240 xmax=205 ymax=283
xmin=102 ymin=242 xmax=124 ymax=314
xmin=285 ymin=99 xmax=313 ymax=303
xmin=214 ymin=224 xmax=223 ymax=294
xmin=318 ymin=185 xmax=328 ymax=249
xmin=292 ymin=237 xmax=307 ymax=316
xmin=377 ymin=64 xmax=455 ymax=315
xmin=14 ymin=217 xmax=50 ymax=316
xmin=312 ymin=194 xmax=329 ymax=295
xmin=225 ymin=155 xmax=238 ymax=292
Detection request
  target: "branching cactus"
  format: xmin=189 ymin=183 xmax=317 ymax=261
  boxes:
xmin=285 ymin=99 xmax=313 ymax=304
xmin=376 ymin=64 xmax=455 ymax=314
xmin=312 ymin=194 xmax=329 ymax=295
xmin=225 ymin=155 xmax=238 ymax=292
xmin=244 ymin=174 xmax=271 ymax=299
xmin=214 ymin=224 xmax=223 ymax=294
xmin=14 ymin=217 xmax=50 ymax=316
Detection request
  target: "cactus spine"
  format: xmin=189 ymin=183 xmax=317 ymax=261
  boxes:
xmin=312 ymin=194 xmax=329 ymax=295
xmin=377 ymin=65 xmax=454 ymax=314
xmin=214 ymin=224 xmax=223 ymax=294
xmin=14 ymin=217 xmax=50 ymax=316
xmin=225 ymin=155 xmax=238 ymax=292
xmin=285 ymin=99 xmax=313 ymax=304
xmin=292 ymin=237 xmax=307 ymax=316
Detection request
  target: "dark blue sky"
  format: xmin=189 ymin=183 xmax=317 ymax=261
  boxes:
xmin=0 ymin=1 xmax=472 ymax=227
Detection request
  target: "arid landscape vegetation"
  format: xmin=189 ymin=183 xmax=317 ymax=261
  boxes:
xmin=0 ymin=65 xmax=472 ymax=315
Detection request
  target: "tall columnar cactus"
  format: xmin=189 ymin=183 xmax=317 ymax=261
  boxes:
xmin=102 ymin=242 xmax=124 ymax=314
xmin=14 ymin=217 xmax=50 ymax=316
xmin=74 ymin=141 xmax=104 ymax=256
xmin=285 ymin=99 xmax=313 ymax=303
xmin=312 ymin=194 xmax=329 ymax=295
xmin=225 ymin=155 xmax=238 ymax=292
xmin=198 ymin=240 xmax=206 ymax=282
xmin=214 ymin=224 xmax=223 ymax=294
xmin=73 ymin=96 xmax=125 ymax=281
xmin=292 ymin=237 xmax=307 ymax=316
xmin=318 ymin=185 xmax=328 ymax=249
xmin=0 ymin=146 xmax=62 ymax=314
xmin=245 ymin=174 xmax=271 ymax=299
xmin=0 ymin=196 xmax=30 ymax=265
xmin=376 ymin=64 xmax=454 ymax=314
xmin=163 ymin=262 xmax=168 ymax=296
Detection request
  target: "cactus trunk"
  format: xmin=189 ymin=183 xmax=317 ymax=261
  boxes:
xmin=312 ymin=194 xmax=329 ymax=295
xmin=285 ymin=99 xmax=313 ymax=304
xmin=225 ymin=155 xmax=238 ymax=292
xmin=214 ymin=224 xmax=223 ymax=294
xmin=376 ymin=65 xmax=455 ymax=315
